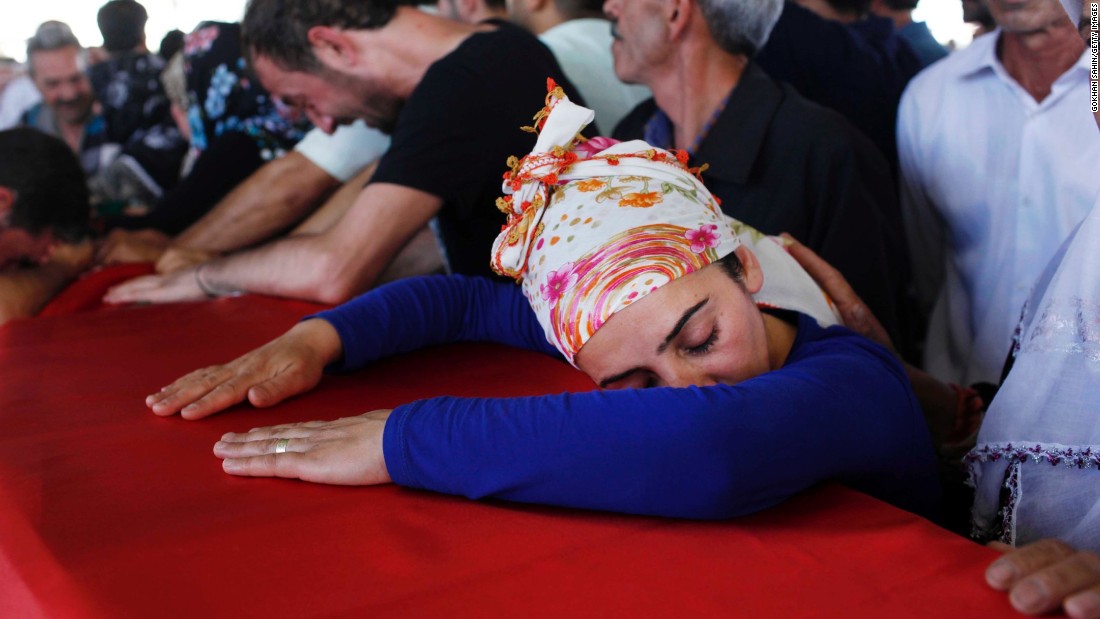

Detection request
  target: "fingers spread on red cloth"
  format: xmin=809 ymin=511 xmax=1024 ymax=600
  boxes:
xmin=987 ymin=539 xmax=1076 ymax=590
xmin=217 ymin=411 xmax=393 ymax=485
xmin=987 ymin=539 xmax=1100 ymax=618
xmin=214 ymin=436 xmax=307 ymax=457
xmin=103 ymin=274 xmax=163 ymax=303
xmin=221 ymin=452 xmax=309 ymax=479
xmin=146 ymin=364 xmax=252 ymax=419
xmin=1066 ymin=585 xmax=1100 ymax=619
xmin=246 ymin=364 xmax=316 ymax=409
xmin=145 ymin=321 xmax=339 ymax=420
xmin=156 ymin=247 xmax=217 ymax=275
xmin=219 ymin=422 xmax=319 ymax=443
xmin=103 ymin=270 xmax=205 ymax=305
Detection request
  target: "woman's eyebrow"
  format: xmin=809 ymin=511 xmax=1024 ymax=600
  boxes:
xmin=598 ymin=297 xmax=711 ymax=387
xmin=657 ymin=298 xmax=709 ymax=354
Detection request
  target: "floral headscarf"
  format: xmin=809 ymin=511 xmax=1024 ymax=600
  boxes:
xmin=492 ymin=83 xmax=840 ymax=364
xmin=182 ymin=22 xmax=309 ymax=160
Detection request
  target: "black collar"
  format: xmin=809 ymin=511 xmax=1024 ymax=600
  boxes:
xmin=693 ymin=62 xmax=785 ymax=185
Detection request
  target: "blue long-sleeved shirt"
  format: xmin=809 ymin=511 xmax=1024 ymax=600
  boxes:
xmin=314 ymin=275 xmax=938 ymax=519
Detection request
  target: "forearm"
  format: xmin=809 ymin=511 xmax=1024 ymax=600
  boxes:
xmin=290 ymin=163 xmax=376 ymax=236
xmin=385 ymin=387 xmax=779 ymax=519
xmin=195 ymin=232 xmax=372 ymax=304
xmin=283 ymin=318 xmax=346 ymax=368
xmin=374 ymin=227 xmax=444 ymax=285
xmin=315 ymin=274 xmax=556 ymax=372
xmin=384 ymin=336 xmax=937 ymax=519
xmin=173 ymin=152 xmax=339 ymax=254
xmin=138 ymin=183 xmax=444 ymax=306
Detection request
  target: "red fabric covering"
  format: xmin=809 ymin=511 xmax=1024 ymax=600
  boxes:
xmin=37 ymin=263 xmax=156 ymax=318
xmin=0 ymin=297 xmax=1019 ymax=617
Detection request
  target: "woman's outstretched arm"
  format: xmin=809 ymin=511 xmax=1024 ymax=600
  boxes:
xmin=316 ymin=274 xmax=558 ymax=372
xmin=215 ymin=318 xmax=939 ymax=520
xmin=147 ymin=274 xmax=558 ymax=419
xmin=383 ymin=319 xmax=937 ymax=519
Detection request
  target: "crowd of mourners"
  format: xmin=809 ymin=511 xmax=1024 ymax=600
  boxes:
xmin=1 ymin=0 xmax=1098 ymax=615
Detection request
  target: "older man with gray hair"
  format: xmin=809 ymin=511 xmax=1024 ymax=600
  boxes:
xmin=21 ymin=22 xmax=101 ymax=163
xmin=21 ymin=19 xmax=177 ymax=206
xmin=609 ymin=0 xmax=912 ymax=353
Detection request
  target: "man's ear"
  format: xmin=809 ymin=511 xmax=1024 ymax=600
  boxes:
xmin=525 ymin=0 xmax=549 ymax=13
xmin=666 ymin=0 xmax=693 ymax=41
xmin=307 ymin=26 xmax=358 ymax=71
xmin=735 ymin=244 xmax=764 ymax=294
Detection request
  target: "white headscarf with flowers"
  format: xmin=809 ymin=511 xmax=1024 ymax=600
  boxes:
xmin=491 ymin=82 xmax=840 ymax=364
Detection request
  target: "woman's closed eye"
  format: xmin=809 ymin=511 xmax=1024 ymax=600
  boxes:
xmin=685 ymin=325 xmax=719 ymax=356
xmin=601 ymin=371 xmax=658 ymax=390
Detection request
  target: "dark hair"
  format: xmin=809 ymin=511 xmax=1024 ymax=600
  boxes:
xmin=554 ymin=0 xmax=605 ymax=20
xmin=485 ymin=0 xmax=507 ymax=9
xmin=824 ymin=0 xmax=872 ymax=17
xmin=880 ymin=0 xmax=919 ymax=9
xmin=717 ymin=249 xmax=745 ymax=282
xmin=158 ymin=29 xmax=185 ymax=61
xmin=241 ymin=0 xmax=402 ymax=73
xmin=0 ymin=129 xmax=89 ymax=241
xmin=97 ymin=0 xmax=148 ymax=52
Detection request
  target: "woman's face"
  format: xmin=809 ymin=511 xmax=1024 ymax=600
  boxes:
xmin=574 ymin=246 xmax=776 ymax=389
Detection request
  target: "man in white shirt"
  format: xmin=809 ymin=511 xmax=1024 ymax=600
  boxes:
xmin=897 ymin=0 xmax=1100 ymax=385
xmin=506 ymin=0 xmax=649 ymax=132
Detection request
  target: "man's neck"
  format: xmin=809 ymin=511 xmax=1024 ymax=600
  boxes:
xmin=58 ymin=119 xmax=86 ymax=154
xmin=107 ymin=45 xmax=146 ymax=59
xmin=367 ymin=8 xmax=494 ymax=99
xmin=45 ymin=104 xmax=90 ymax=154
xmin=889 ymin=11 xmax=913 ymax=29
xmin=871 ymin=0 xmax=911 ymax=28
xmin=650 ymin=48 xmax=746 ymax=151
xmin=526 ymin=8 xmax=574 ymax=36
xmin=999 ymin=18 xmax=1084 ymax=103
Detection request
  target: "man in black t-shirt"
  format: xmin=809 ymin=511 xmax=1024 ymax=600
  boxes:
xmin=104 ymin=0 xmax=587 ymax=305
